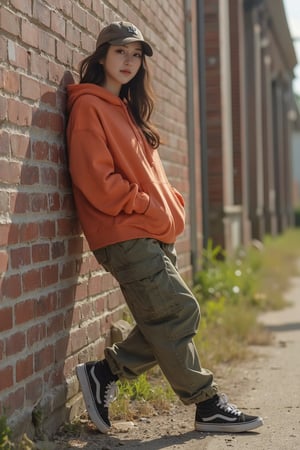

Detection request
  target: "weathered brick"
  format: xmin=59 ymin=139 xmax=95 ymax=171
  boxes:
xmin=21 ymin=75 xmax=41 ymax=100
xmin=0 ymin=160 xmax=22 ymax=184
xmin=66 ymin=22 xmax=81 ymax=47
xmin=25 ymin=377 xmax=43 ymax=403
xmin=21 ymin=19 xmax=39 ymax=48
xmin=47 ymin=313 xmax=64 ymax=337
xmin=91 ymin=0 xmax=104 ymax=18
xmin=56 ymin=39 xmax=72 ymax=65
xmin=19 ymin=222 xmax=39 ymax=242
xmin=40 ymin=85 xmax=56 ymax=107
xmin=55 ymin=335 xmax=69 ymax=362
xmin=0 ymin=96 xmax=7 ymax=121
xmin=86 ymin=12 xmax=99 ymax=37
xmin=1 ymin=274 xmax=22 ymax=299
xmin=8 ymin=41 xmax=28 ymax=70
xmin=27 ymin=323 xmax=46 ymax=347
xmin=30 ymin=52 xmax=48 ymax=78
xmin=0 ymin=129 xmax=10 ymax=162
xmin=0 ymin=306 xmax=13 ymax=332
xmin=1 ymin=69 xmax=20 ymax=94
xmin=108 ymin=290 xmax=122 ymax=310
xmin=7 ymin=98 xmax=32 ymax=126
xmin=15 ymin=299 xmax=35 ymax=324
xmin=32 ymin=243 xmax=50 ymax=263
xmin=20 ymin=164 xmax=39 ymax=185
xmin=32 ymin=140 xmax=49 ymax=160
xmin=10 ymin=134 xmax=31 ymax=158
xmin=6 ymin=331 xmax=26 ymax=356
xmin=70 ymin=328 xmax=87 ymax=353
xmin=87 ymin=321 xmax=100 ymax=344
xmin=60 ymin=260 xmax=76 ymax=280
xmin=16 ymin=354 xmax=34 ymax=382
xmin=30 ymin=193 xmax=48 ymax=212
xmin=0 ymin=34 xmax=7 ymax=61
xmin=0 ymin=190 xmax=9 ymax=214
xmin=0 ymin=250 xmax=8 ymax=272
xmin=41 ymin=264 xmax=59 ymax=286
xmin=0 ymin=366 xmax=13 ymax=392
xmin=58 ymin=285 xmax=76 ymax=309
xmin=33 ymin=0 xmax=51 ymax=27
xmin=22 ymin=268 xmax=41 ymax=292
xmin=74 ymin=282 xmax=88 ymax=302
xmin=38 ymin=29 xmax=55 ymax=55
xmin=51 ymin=11 xmax=66 ymax=38
xmin=35 ymin=292 xmax=57 ymax=317
xmin=10 ymin=0 xmax=32 ymax=15
xmin=34 ymin=345 xmax=54 ymax=371
xmin=0 ymin=339 xmax=4 ymax=361
xmin=39 ymin=220 xmax=56 ymax=239
xmin=48 ymin=192 xmax=60 ymax=211
xmin=0 ymin=7 xmax=20 ymax=36
xmin=51 ymin=240 xmax=65 ymax=259
xmin=10 ymin=246 xmax=31 ymax=269
xmin=49 ymin=365 xmax=65 ymax=389
xmin=72 ymin=3 xmax=87 ymax=28
xmin=49 ymin=60 xmax=65 ymax=84
xmin=59 ymin=168 xmax=72 ymax=189
xmin=67 ymin=236 xmax=83 ymax=255
xmin=1 ymin=388 xmax=25 ymax=416
xmin=40 ymin=166 xmax=58 ymax=186
xmin=81 ymin=33 xmax=94 ymax=53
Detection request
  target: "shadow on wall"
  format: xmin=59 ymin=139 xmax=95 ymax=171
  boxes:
xmin=0 ymin=71 xmax=87 ymax=437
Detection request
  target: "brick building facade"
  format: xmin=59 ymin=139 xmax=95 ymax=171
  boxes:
xmin=203 ymin=0 xmax=297 ymax=251
xmin=0 ymin=0 xmax=297 ymax=439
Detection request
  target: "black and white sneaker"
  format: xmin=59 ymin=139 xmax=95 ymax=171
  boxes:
xmin=76 ymin=360 xmax=118 ymax=433
xmin=195 ymin=394 xmax=263 ymax=433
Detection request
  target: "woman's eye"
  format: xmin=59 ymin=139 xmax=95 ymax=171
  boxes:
xmin=134 ymin=53 xmax=142 ymax=58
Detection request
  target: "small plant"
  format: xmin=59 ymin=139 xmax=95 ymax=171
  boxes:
xmin=194 ymin=239 xmax=261 ymax=309
xmin=193 ymin=239 xmax=273 ymax=367
xmin=110 ymin=371 xmax=176 ymax=421
xmin=58 ymin=420 xmax=83 ymax=438
xmin=31 ymin=407 xmax=44 ymax=441
xmin=0 ymin=416 xmax=12 ymax=450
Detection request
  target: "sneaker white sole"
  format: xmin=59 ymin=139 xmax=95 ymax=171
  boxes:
xmin=195 ymin=416 xmax=264 ymax=433
xmin=76 ymin=363 xmax=110 ymax=434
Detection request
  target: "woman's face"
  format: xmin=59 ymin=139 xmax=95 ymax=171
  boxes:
xmin=100 ymin=42 xmax=143 ymax=95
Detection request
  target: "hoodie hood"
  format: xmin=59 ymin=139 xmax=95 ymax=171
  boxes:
xmin=67 ymin=83 xmax=123 ymax=113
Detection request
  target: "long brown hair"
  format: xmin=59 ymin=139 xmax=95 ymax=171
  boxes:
xmin=79 ymin=44 xmax=160 ymax=149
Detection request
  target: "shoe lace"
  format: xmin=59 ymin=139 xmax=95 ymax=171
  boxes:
xmin=217 ymin=394 xmax=242 ymax=416
xmin=104 ymin=381 xmax=118 ymax=408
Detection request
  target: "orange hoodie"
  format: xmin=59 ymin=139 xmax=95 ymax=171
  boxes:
xmin=66 ymin=83 xmax=185 ymax=250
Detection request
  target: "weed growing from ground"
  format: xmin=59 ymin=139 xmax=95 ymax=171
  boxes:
xmin=0 ymin=416 xmax=12 ymax=449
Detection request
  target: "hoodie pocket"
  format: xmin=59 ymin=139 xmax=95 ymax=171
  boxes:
xmin=143 ymin=196 xmax=174 ymax=235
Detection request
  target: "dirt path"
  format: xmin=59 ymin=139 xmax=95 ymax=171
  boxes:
xmin=56 ymin=274 xmax=300 ymax=449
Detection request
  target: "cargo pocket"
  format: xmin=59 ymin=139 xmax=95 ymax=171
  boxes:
xmin=115 ymin=254 xmax=182 ymax=323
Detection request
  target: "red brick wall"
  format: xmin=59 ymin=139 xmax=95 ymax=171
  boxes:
xmin=0 ymin=0 xmax=190 ymax=436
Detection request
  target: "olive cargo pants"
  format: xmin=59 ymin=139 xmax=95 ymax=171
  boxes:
xmin=94 ymin=238 xmax=218 ymax=404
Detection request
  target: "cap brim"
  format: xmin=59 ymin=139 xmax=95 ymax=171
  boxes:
xmin=109 ymin=37 xmax=153 ymax=56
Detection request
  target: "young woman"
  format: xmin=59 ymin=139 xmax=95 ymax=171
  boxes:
xmin=66 ymin=21 xmax=263 ymax=435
